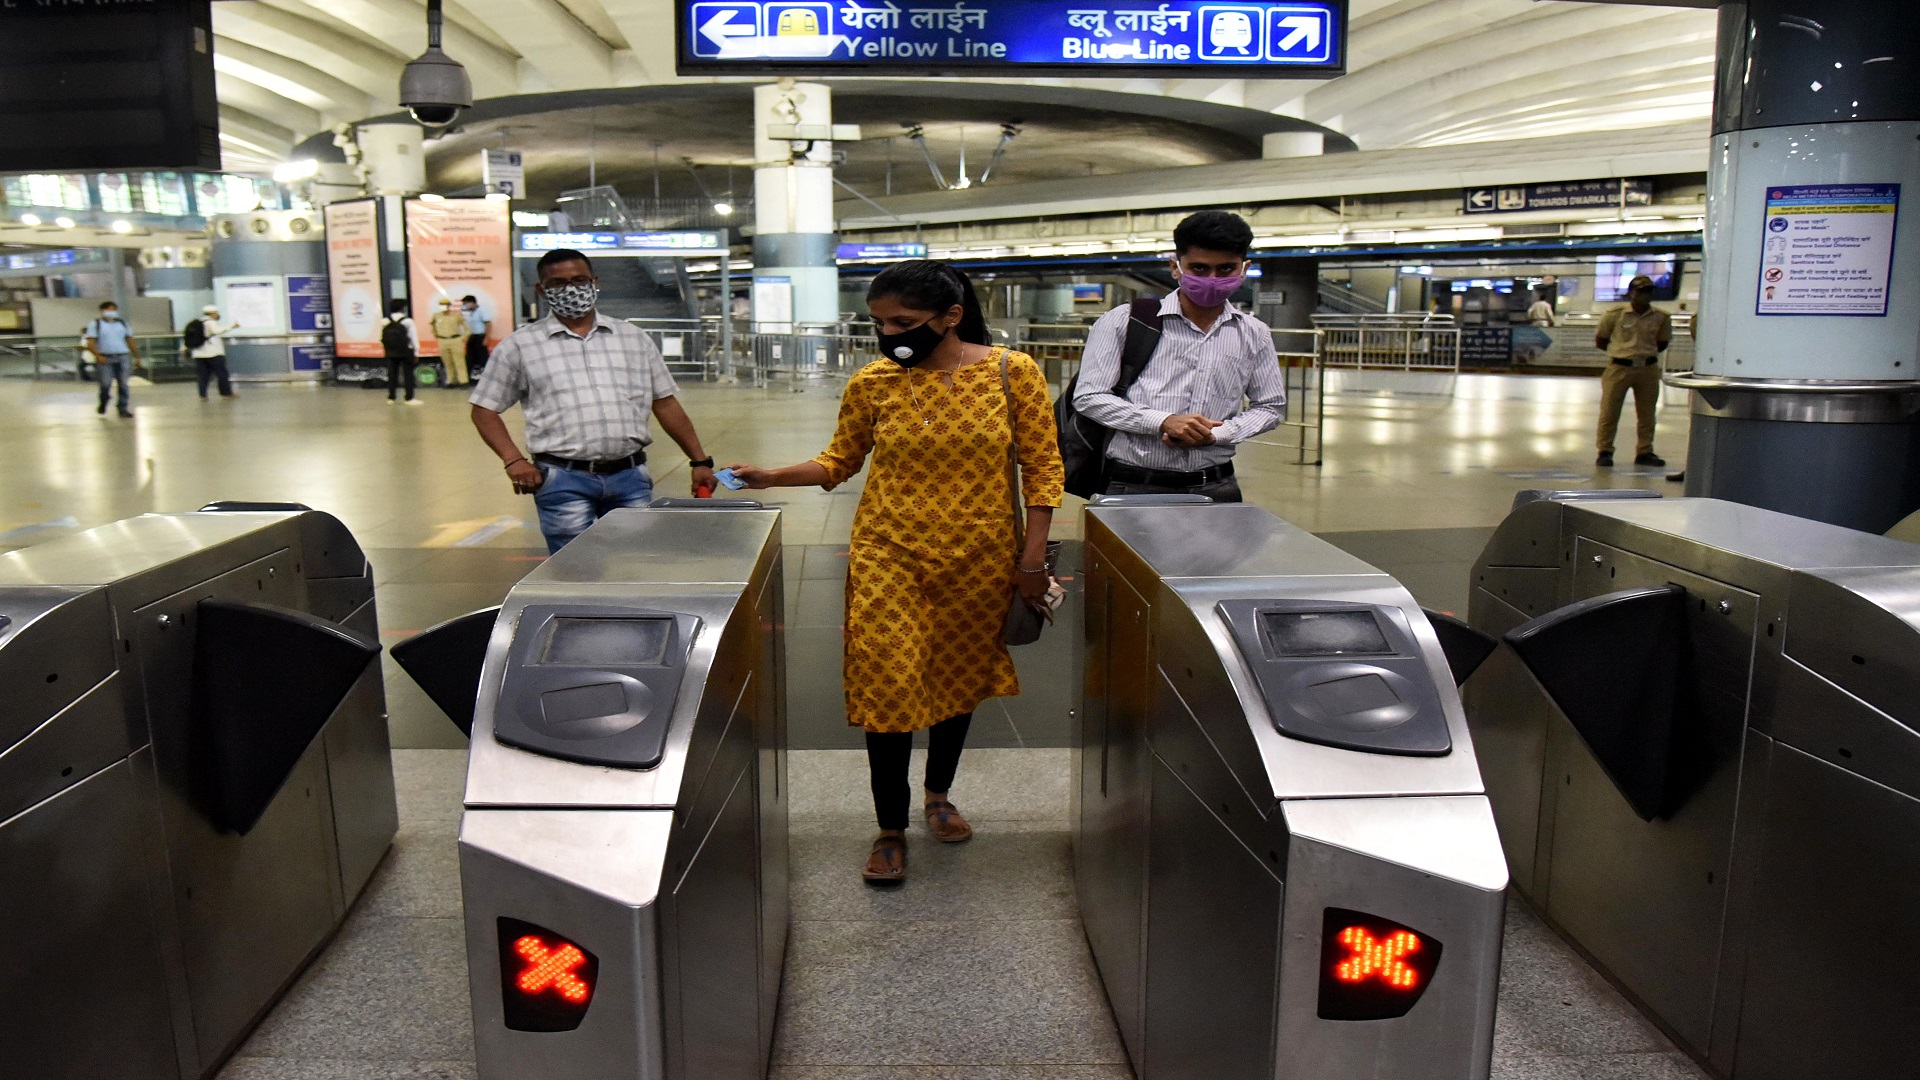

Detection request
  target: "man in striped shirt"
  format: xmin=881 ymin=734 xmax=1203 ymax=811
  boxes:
xmin=1073 ymin=210 xmax=1287 ymax=501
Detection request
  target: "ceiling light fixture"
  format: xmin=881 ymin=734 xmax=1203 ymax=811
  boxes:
xmin=20 ymin=213 xmax=41 ymax=226
xmin=55 ymin=216 xmax=75 ymax=229
xmin=110 ymin=220 xmax=133 ymax=234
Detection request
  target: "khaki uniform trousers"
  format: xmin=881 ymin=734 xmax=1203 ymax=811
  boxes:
xmin=437 ymin=337 xmax=469 ymax=385
xmin=1597 ymin=359 xmax=1661 ymax=456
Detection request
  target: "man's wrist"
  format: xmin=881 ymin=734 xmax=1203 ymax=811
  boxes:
xmin=688 ymin=456 xmax=714 ymax=469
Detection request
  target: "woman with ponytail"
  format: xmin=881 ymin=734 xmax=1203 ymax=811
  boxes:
xmin=729 ymin=260 xmax=1065 ymax=884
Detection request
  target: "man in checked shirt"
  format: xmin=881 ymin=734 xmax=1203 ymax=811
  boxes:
xmin=1073 ymin=210 xmax=1286 ymax=501
xmin=470 ymin=248 xmax=719 ymax=552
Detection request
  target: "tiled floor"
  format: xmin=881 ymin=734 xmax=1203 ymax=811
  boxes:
xmin=1 ymin=367 xmax=1701 ymax=1078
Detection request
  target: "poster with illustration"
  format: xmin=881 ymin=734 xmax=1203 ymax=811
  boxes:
xmin=1756 ymin=184 xmax=1899 ymax=317
xmin=324 ymin=199 xmax=385 ymax=358
xmin=404 ymin=197 xmax=515 ymax=355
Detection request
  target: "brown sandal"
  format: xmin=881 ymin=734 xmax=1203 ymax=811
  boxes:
xmin=862 ymin=834 xmax=907 ymax=884
xmin=924 ymin=800 xmax=973 ymax=843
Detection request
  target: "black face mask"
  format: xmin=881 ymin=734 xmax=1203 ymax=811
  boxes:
xmin=875 ymin=319 xmax=948 ymax=369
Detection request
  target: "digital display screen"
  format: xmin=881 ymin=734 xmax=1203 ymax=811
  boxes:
xmin=540 ymin=618 xmax=671 ymax=667
xmin=677 ymin=0 xmax=1346 ymax=77
xmin=1262 ymin=610 xmax=1391 ymax=657
xmin=498 ymin=917 xmax=598 ymax=1031
xmin=1317 ymin=907 xmax=1441 ymax=1021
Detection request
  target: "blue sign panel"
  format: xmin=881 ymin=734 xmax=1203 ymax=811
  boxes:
xmin=837 ymin=242 xmax=929 ymax=259
xmin=516 ymin=231 xmax=724 ymax=253
xmin=521 ymin=232 xmax=624 ymax=251
xmin=286 ymin=275 xmax=332 ymax=332
xmin=677 ymin=0 xmax=1345 ymax=76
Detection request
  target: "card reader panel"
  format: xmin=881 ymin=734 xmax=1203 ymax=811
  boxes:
xmin=496 ymin=605 xmax=701 ymax=769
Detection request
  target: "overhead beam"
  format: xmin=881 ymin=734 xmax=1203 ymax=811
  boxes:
xmin=449 ymin=0 xmax=611 ymax=89
xmin=214 ymin=70 xmax=324 ymax=136
xmin=212 ymin=2 xmax=406 ymax=96
xmin=214 ymin=35 xmax=374 ymax=119
xmin=218 ymin=105 xmax=298 ymax=160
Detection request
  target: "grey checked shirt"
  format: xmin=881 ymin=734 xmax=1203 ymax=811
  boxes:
xmin=1073 ymin=292 xmax=1287 ymax=471
xmin=469 ymin=313 xmax=679 ymax=461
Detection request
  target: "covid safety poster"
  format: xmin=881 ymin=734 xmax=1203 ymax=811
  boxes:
xmin=323 ymin=199 xmax=385 ymax=358
xmin=1756 ymin=184 xmax=1900 ymax=317
xmin=404 ymin=197 xmax=515 ymax=356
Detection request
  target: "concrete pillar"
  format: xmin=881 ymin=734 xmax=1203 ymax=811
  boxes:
xmin=357 ymin=123 xmax=427 ymax=196
xmin=752 ymin=81 xmax=838 ymax=329
xmin=1684 ymin=0 xmax=1920 ymax=530
xmin=1257 ymin=256 xmax=1319 ymax=330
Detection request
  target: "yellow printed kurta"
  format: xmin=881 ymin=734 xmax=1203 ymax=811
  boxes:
xmin=812 ymin=348 xmax=1066 ymax=733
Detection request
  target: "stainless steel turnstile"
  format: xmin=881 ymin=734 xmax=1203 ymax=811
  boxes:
xmin=1075 ymin=502 xmax=1507 ymax=1080
xmin=1465 ymin=494 xmax=1920 ymax=1080
xmin=423 ymin=504 xmax=787 ymax=1080
xmin=0 ymin=506 xmax=396 ymax=1080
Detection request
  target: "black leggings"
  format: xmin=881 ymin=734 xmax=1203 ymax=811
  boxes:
xmin=866 ymin=713 xmax=972 ymax=831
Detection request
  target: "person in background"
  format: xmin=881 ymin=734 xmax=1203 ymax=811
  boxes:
xmin=1527 ymin=293 xmax=1557 ymax=327
xmin=430 ymin=297 xmax=472 ymax=387
xmin=382 ymin=298 xmax=422 ymax=406
xmin=726 ymin=260 xmax=1065 ymax=885
xmin=470 ymin=248 xmax=718 ymax=553
xmin=1593 ymin=274 xmax=1672 ymax=468
xmin=184 ymin=304 xmax=238 ymax=400
xmin=83 ymin=300 xmax=140 ymax=418
xmin=1074 ymin=210 xmax=1285 ymax=500
xmin=547 ymin=205 xmax=572 ymax=233
xmin=461 ymin=294 xmax=492 ymax=382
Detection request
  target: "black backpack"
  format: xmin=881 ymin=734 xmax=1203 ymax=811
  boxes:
xmin=381 ymin=316 xmax=412 ymax=359
xmin=1055 ymin=297 xmax=1164 ymax=499
xmin=181 ymin=319 xmax=208 ymax=350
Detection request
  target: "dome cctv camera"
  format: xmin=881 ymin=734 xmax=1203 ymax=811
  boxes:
xmin=399 ymin=0 xmax=472 ymax=128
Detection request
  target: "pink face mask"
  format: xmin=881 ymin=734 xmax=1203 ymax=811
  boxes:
xmin=1179 ymin=271 xmax=1244 ymax=307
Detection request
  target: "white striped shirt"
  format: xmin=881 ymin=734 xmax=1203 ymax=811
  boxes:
xmin=1073 ymin=292 xmax=1287 ymax=471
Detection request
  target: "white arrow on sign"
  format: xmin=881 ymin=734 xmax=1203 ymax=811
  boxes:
xmin=701 ymin=9 xmax=756 ymax=49
xmin=1274 ymin=14 xmax=1321 ymax=54
xmin=1468 ymin=189 xmax=1494 ymax=209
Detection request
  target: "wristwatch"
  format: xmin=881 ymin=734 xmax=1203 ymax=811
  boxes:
xmin=689 ymin=457 xmax=715 ymax=469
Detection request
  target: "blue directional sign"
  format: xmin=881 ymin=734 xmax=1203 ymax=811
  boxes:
xmin=676 ymin=0 xmax=1346 ymax=76
xmin=837 ymin=242 xmax=929 ymax=259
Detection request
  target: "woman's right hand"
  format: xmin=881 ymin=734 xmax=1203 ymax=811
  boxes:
xmin=727 ymin=464 xmax=776 ymax=489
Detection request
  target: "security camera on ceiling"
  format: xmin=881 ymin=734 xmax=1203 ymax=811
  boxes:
xmin=399 ymin=0 xmax=472 ymax=129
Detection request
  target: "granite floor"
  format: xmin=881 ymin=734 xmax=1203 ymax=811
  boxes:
xmin=215 ymin=748 xmax=1707 ymax=1080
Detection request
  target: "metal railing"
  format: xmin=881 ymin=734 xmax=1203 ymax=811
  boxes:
xmin=1311 ymin=314 xmax=1462 ymax=372
xmin=1 ymin=334 xmax=196 ymax=382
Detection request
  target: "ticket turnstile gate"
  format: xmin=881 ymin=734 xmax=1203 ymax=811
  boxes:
xmin=406 ymin=504 xmax=786 ymax=1080
xmin=0 ymin=507 xmax=395 ymax=1080
xmin=1075 ymin=502 xmax=1507 ymax=1080
xmin=1465 ymin=494 xmax=1920 ymax=1080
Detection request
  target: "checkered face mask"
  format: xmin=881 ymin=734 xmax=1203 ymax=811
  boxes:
xmin=543 ymin=282 xmax=598 ymax=320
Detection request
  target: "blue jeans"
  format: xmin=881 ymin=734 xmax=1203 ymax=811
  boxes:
xmin=533 ymin=463 xmax=653 ymax=552
xmin=96 ymin=353 xmax=131 ymax=412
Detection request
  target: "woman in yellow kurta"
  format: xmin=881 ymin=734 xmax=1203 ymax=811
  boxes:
xmin=730 ymin=261 xmax=1064 ymax=883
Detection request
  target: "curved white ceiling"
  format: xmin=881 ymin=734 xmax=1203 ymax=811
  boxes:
xmin=210 ymin=0 xmax=1717 ymax=174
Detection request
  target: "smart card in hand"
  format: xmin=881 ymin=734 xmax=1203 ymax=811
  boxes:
xmin=714 ymin=467 xmax=746 ymax=490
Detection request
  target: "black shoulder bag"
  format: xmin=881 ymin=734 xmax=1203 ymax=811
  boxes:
xmin=1055 ymin=297 xmax=1164 ymax=499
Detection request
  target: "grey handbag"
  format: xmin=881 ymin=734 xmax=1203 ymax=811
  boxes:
xmin=1001 ymin=350 xmax=1060 ymax=646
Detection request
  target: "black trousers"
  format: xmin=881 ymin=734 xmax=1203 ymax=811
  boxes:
xmin=387 ymin=354 xmax=415 ymax=400
xmin=466 ymin=335 xmax=489 ymax=377
xmin=195 ymin=355 xmax=232 ymax=398
xmin=866 ymin=713 xmax=972 ymax=831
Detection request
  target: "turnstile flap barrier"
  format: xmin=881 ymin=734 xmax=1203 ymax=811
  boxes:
xmin=1509 ymin=488 xmax=1661 ymax=511
xmin=392 ymin=606 xmax=503 ymax=736
xmin=190 ymin=597 xmax=381 ymax=834
xmin=647 ymin=497 xmax=766 ymax=509
xmin=1423 ymin=609 xmax=1498 ymax=686
xmin=1503 ymin=584 xmax=1695 ymax=821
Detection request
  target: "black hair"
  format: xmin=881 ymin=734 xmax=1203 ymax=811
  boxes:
xmin=535 ymin=248 xmax=594 ymax=278
xmin=866 ymin=259 xmax=989 ymax=346
xmin=1173 ymin=210 xmax=1254 ymax=257
xmin=98 ymin=300 xmax=117 ymax=309
xmin=388 ymin=298 xmax=408 ymax=315
xmin=462 ymin=294 xmax=478 ymax=303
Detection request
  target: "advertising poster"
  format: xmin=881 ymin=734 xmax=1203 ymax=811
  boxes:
xmin=323 ymin=200 xmax=385 ymax=358
xmin=1756 ymin=184 xmax=1900 ymax=317
xmin=405 ymin=197 xmax=515 ymax=356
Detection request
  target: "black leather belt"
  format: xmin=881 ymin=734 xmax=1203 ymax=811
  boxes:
xmin=1107 ymin=460 xmax=1234 ymax=488
xmin=535 ymin=451 xmax=645 ymax=475
xmin=1611 ymin=357 xmax=1659 ymax=366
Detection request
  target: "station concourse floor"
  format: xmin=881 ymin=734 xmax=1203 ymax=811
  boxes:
xmin=0 ymin=371 xmax=1704 ymax=1079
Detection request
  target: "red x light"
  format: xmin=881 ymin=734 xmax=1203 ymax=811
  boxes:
xmin=498 ymin=917 xmax=598 ymax=1032
xmin=1317 ymin=908 xmax=1442 ymax=1021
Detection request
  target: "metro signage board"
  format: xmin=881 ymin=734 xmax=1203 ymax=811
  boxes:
xmin=1464 ymin=179 xmax=1653 ymax=215
xmin=677 ymin=0 xmax=1345 ymax=77
xmin=837 ymin=242 xmax=928 ymax=259
xmin=517 ymin=231 xmax=726 ymax=254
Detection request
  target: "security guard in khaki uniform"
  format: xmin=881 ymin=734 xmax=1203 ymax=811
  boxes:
xmin=430 ymin=297 xmax=473 ymax=387
xmin=1593 ymin=274 xmax=1672 ymax=467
